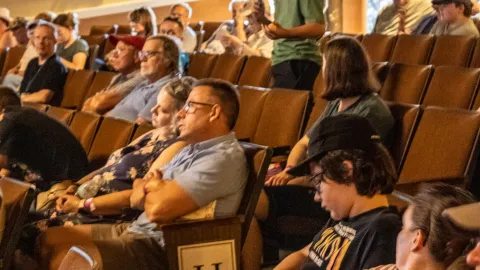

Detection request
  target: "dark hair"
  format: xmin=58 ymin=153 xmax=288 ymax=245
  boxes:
xmin=34 ymin=11 xmax=57 ymax=22
xmin=53 ymin=13 xmax=79 ymax=33
xmin=162 ymin=16 xmax=184 ymax=30
xmin=35 ymin=21 xmax=58 ymax=39
xmin=316 ymin=143 xmax=397 ymax=196
xmin=0 ymin=86 xmax=21 ymax=111
xmin=322 ymin=37 xmax=380 ymax=101
xmin=411 ymin=183 xmax=478 ymax=267
xmin=455 ymin=1 xmax=473 ymax=17
xmin=146 ymin=35 xmax=180 ymax=74
xmin=129 ymin=7 xmax=158 ymax=37
xmin=194 ymin=78 xmax=240 ymax=130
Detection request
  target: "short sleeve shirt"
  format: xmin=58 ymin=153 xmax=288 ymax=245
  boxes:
xmin=19 ymin=54 xmax=69 ymax=106
xmin=101 ymin=70 xmax=146 ymax=97
xmin=56 ymin=39 xmax=89 ymax=62
xmin=430 ymin=18 xmax=480 ymax=37
xmin=272 ymin=0 xmax=324 ymax=66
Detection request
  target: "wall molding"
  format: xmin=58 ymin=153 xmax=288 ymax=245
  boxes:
xmin=70 ymin=0 xmax=196 ymax=19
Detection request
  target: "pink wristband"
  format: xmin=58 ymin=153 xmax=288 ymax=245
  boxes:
xmin=84 ymin=198 xmax=93 ymax=212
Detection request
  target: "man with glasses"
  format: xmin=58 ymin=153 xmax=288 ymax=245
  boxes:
xmin=82 ymin=35 xmax=146 ymax=114
xmin=169 ymin=2 xmax=197 ymax=53
xmin=107 ymin=35 xmax=179 ymax=124
xmin=38 ymin=78 xmax=248 ymax=270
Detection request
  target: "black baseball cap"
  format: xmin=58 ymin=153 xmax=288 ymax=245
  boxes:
xmin=287 ymin=114 xmax=381 ymax=177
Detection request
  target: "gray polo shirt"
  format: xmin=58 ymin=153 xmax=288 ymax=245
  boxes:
xmin=127 ymin=133 xmax=248 ymax=245
xmin=107 ymin=74 xmax=173 ymax=122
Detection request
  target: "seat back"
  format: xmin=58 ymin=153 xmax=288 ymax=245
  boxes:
xmin=304 ymin=97 xmax=329 ymax=134
xmin=312 ymin=72 xmax=325 ymax=100
xmin=68 ymin=112 xmax=102 ymax=152
xmin=234 ymin=86 xmax=269 ymax=141
xmin=195 ymin=30 xmax=205 ymax=52
xmin=115 ymin=25 xmax=131 ymax=35
xmin=58 ymin=246 xmax=98 ymax=270
xmin=387 ymin=103 xmax=421 ymax=170
xmin=422 ymin=66 xmax=480 ymax=109
xmin=23 ymin=102 xmax=49 ymax=112
xmin=252 ymin=89 xmax=310 ymax=147
xmin=89 ymin=25 xmax=114 ymax=35
xmin=202 ymin=22 xmax=222 ymax=41
xmin=187 ymin=53 xmax=218 ymax=79
xmin=0 ymin=178 xmax=35 ymax=270
xmin=361 ymin=34 xmax=397 ymax=62
xmin=380 ymin=64 xmax=433 ymax=104
xmin=398 ymin=107 xmax=480 ymax=189
xmin=81 ymin=35 xmax=107 ymax=58
xmin=87 ymin=117 xmax=135 ymax=169
xmin=61 ymin=70 xmax=96 ymax=109
xmin=46 ymin=106 xmax=75 ymax=125
xmin=0 ymin=46 xmax=27 ymax=77
xmin=389 ymin=35 xmax=435 ymax=65
xmin=429 ymin=35 xmax=476 ymax=67
xmin=130 ymin=124 xmax=154 ymax=142
xmin=469 ymin=38 xmax=480 ymax=68
xmin=85 ymin=45 xmax=100 ymax=70
xmin=210 ymin=54 xmax=247 ymax=83
xmin=372 ymin=62 xmax=390 ymax=85
xmin=237 ymin=56 xmax=271 ymax=87
xmin=238 ymin=142 xmax=272 ymax=243
xmin=83 ymin=71 xmax=117 ymax=102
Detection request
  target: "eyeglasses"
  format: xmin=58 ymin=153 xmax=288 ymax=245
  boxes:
xmin=183 ymin=101 xmax=216 ymax=114
xmin=112 ymin=47 xmax=134 ymax=57
xmin=138 ymin=50 xmax=163 ymax=61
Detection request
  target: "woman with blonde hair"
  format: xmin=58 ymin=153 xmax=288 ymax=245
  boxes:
xmin=128 ymin=6 xmax=158 ymax=37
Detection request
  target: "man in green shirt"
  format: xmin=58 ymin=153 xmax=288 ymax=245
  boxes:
xmin=255 ymin=0 xmax=325 ymax=91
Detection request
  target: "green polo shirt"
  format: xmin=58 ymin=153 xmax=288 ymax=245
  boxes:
xmin=272 ymin=0 xmax=324 ymax=66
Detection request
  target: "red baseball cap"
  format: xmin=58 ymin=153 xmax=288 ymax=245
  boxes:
xmin=108 ymin=35 xmax=146 ymax=51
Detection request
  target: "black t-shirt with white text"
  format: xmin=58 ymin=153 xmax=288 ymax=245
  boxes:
xmin=302 ymin=206 xmax=401 ymax=270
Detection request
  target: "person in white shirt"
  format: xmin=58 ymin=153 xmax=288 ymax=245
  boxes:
xmin=169 ymin=3 xmax=197 ymax=53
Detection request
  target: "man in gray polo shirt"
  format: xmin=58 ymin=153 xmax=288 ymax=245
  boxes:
xmin=38 ymin=78 xmax=248 ymax=270
xmin=106 ymin=35 xmax=179 ymax=124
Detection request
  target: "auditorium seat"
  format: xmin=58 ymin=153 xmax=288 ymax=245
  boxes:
xmin=195 ymin=30 xmax=205 ymax=52
xmin=304 ymin=97 xmax=329 ymax=133
xmin=234 ymin=86 xmax=269 ymax=141
xmin=130 ymin=124 xmax=154 ymax=142
xmin=210 ymin=54 xmax=247 ymax=83
xmin=81 ymin=34 xmax=107 ymax=58
xmin=421 ymin=66 xmax=480 ymax=109
xmin=202 ymin=22 xmax=222 ymax=41
xmin=88 ymin=116 xmax=135 ymax=169
xmin=252 ymin=89 xmax=310 ymax=149
xmin=372 ymin=62 xmax=390 ymax=86
xmin=83 ymin=71 xmax=117 ymax=102
xmin=190 ymin=21 xmax=204 ymax=31
xmin=380 ymin=64 xmax=433 ymax=104
xmin=237 ymin=56 xmax=271 ymax=87
xmin=103 ymin=38 xmax=115 ymax=59
xmin=312 ymin=72 xmax=325 ymax=100
xmin=361 ymin=34 xmax=397 ymax=62
xmin=389 ymin=35 xmax=434 ymax=65
xmin=68 ymin=112 xmax=102 ymax=152
xmin=387 ymin=103 xmax=421 ymax=170
xmin=61 ymin=70 xmax=96 ymax=109
xmin=115 ymin=25 xmax=131 ymax=35
xmin=187 ymin=53 xmax=218 ymax=79
xmin=46 ymin=106 xmax=75 ymax=125
xmin=85 ymin=45 xmax=100 ymax=70
xmin=89 ymin=25 xmax=114 ymax=35
xmin=23 ymin=102 xmax=49 ymax=112
xmin=397 ymin=107 xmax=480 ymax=193
xmin=428 ymin=35 xmax=476 ymax=67
xmin=0 ymin=46 xmax=27 ymax=78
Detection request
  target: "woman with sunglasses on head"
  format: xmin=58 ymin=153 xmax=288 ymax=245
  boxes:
xmin=128 ymin=6 xmax=157 ymax=38
xmin=53 ymin=13 xmax=89 ymax=70
xmin=275 ymin=114 xmax=401 ymax=270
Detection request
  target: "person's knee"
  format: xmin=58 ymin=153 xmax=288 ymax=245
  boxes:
xmin=254 ymin=190 xmax=270 ymax=221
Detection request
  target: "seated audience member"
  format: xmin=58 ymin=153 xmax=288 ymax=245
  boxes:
xmin=221 ymin=0 xmax=273 ymax=58
xmin=0 ymin=86 xmax=88 ymax=190
xmin=274 ymin=114 xmax=401 ymax=269
xmin=82 ymin=35 xmax=146 ymax=114
xmin=0 ymin=7 xmax=12 ymax=54
xmin=169 ymin=2 xmax=197 ymax=53
xmin=412 ymin=1 xmax=440 ymax=34
xmin=159 ymin=17 xmax=190 ymax=74
xmin=107 ymin=35 xmax=177 ymax=124
xmin=373 ymin=0 xmax=434 ymax=35
xmin=0 ymin=17 xmax=28 ymax=49
xmin=430 ymin=0 xmax=480 ymax=36
xmin=37 ymin=78 xmax=248 ymax=270
xmin=19 ymin=21 xmax=68 ymax=106
xmin=53 ymin=13 xmax=89 ymax=70
xmin=370 ymin=183 xmax=478 ymax=270
xmin=128 ymin=6 xmax=157 ymax=38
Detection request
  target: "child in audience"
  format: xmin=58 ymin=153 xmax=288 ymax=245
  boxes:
xmin=371 ymin=183 xmax=478 ymax=270
xmin=274 ymin=114 xmax=401 ymax=269
xmin=53 ymin=13 xmax=89 ymax=70
xmin=430 ymin=0 xmax=479 ymax=36
xmin=128 ymin=6 xmax=157 ymax=38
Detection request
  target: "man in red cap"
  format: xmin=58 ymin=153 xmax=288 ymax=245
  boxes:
xmin=82 ymin=35 xmax=146 ymax=114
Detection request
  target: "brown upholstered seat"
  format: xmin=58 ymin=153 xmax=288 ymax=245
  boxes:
xmin=83 ymin=71 xmax=117 ymax=102
xmin=130 ymin=124 xmax=154 ymax=142
xmin=210 ymin=54 xmax=247 ymax=83
xmin=187 ymin=53 xmax=218 ymax=79
xmin=372 ymin=62 xmax=390 ymax=85
xmin=361 ymin=34 xmax=397 ymax=62
xmin=429 ymin=35 xmax=476 ymax=67
xmin=389 ymin=35 xmax=435 ymax=65
xmin=85 ymin=45 xmax=100 ymax=70
xmin=234 ymin=86 xmax=269 ymax=141
xmin=421 ymin=66 xmax=480 ymax=109
xmin=202 ymin=22 xmax=222 ymax=41
xmin=469 ymin=38 xmax=480 ymax=68
xmin=189 ymin=21 xmax=204 ymax=32
xmin=397 ymin=107 xmax=480 ymax=190
xmin=387 ymin=103 xmax=421 ymax=170
xmin=380 ymin=64 xmax=433 ymax=104
xmin=115 ymin=25 xmax=131 ymax=35
xmin=46 ymin=106 xmax=75 ymax=125
xmin=0 ymin=46 xmax=27 ymax=78
xmin=251 ymin=89 xmax=310 ymax=148
xmin=195 ymin=30 xmax=205 ymax=52
xmin=312 ymin=72 xmax=325 ymax=100
xmin=61 ymin=70 xmax=96 ymax=109
xmin=237 ymin=56 xmax=271 ymax=87
xmin=68 ymin=111 xmax=102 ymax=152
xmin=23 ymin=102 xmax=49 ymax=112
xmin=81 ymin=35 xmax=107 ymax=59
xmin=89 ymin=25 xmax=114 ymax=35
xmin=304 ymin=97 xmax=329 ymax=134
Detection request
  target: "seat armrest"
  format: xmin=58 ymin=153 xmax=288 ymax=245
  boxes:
xmin=272 ymin=146 xmax=291 ymax=157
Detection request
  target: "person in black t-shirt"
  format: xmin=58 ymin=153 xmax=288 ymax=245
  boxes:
xmin=0 ymin=86 xmax=87 ymax=190
xmin=275 ymin=114 xmax=401 ymax=270
xmin=19 ymin=21 xmax=68 ymax=106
